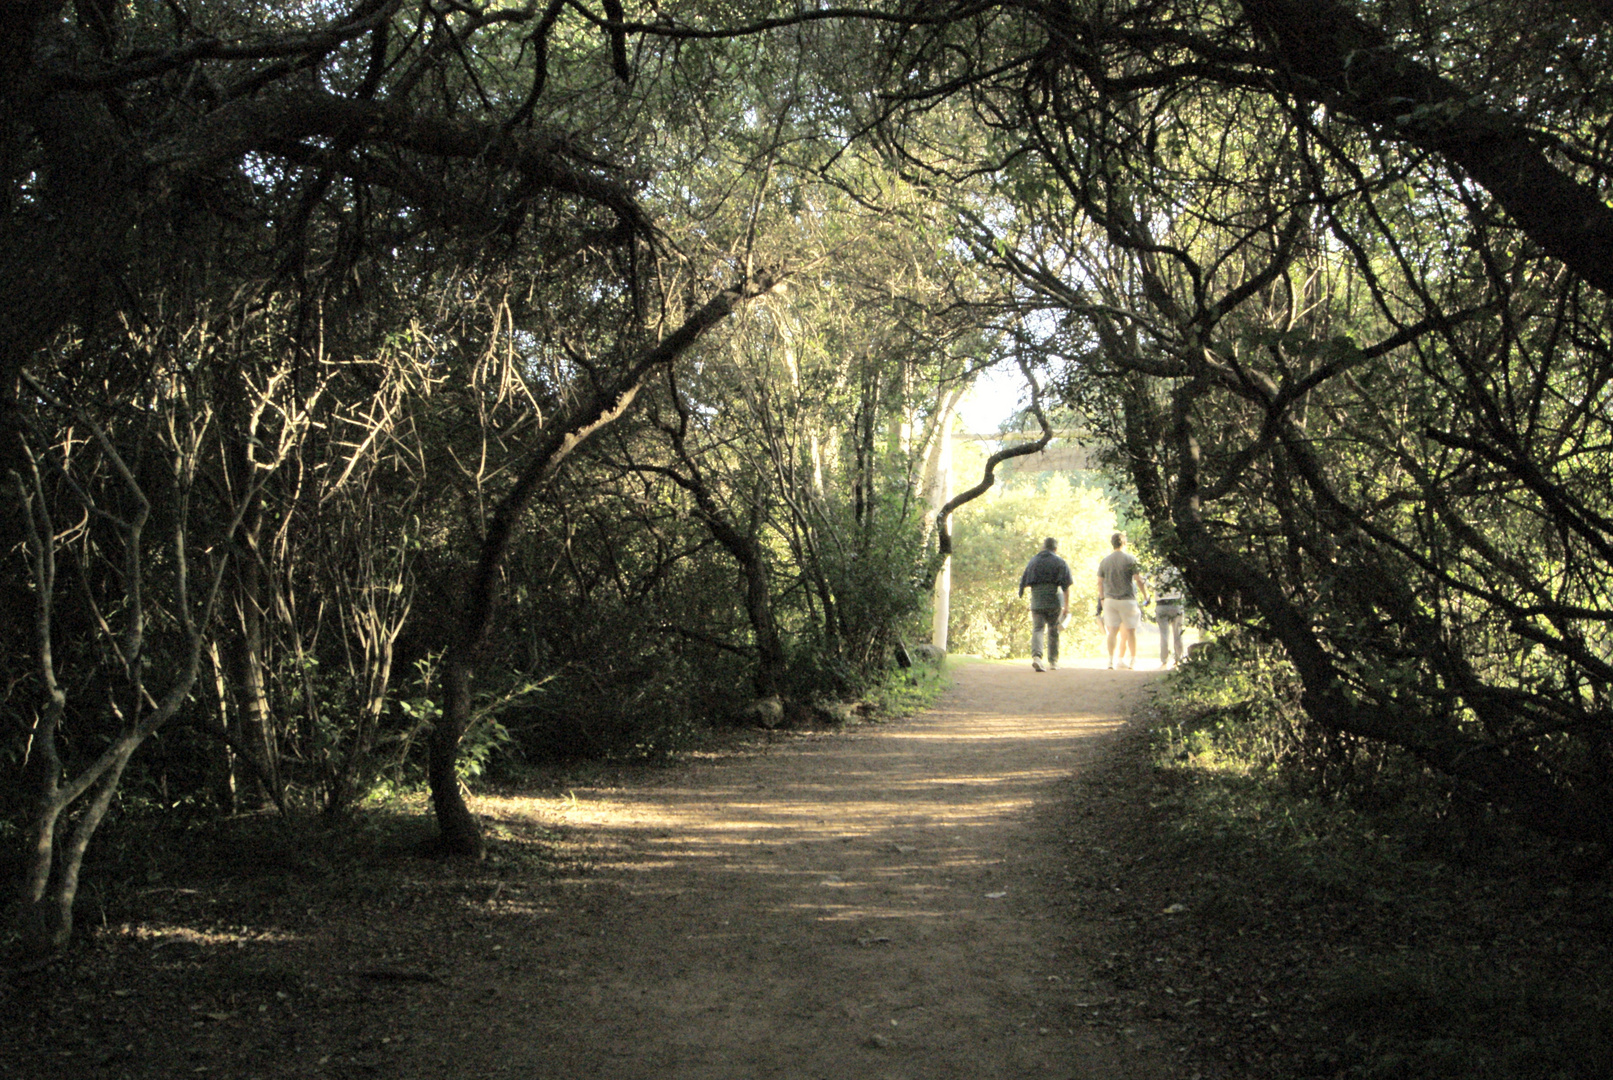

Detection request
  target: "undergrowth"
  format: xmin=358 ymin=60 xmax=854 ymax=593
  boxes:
xmin=1150 ymin=634 xmax=1613 ymax=1080
xmin=868 ymin=654 xmax=949 ymax=716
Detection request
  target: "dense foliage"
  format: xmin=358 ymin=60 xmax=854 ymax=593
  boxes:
xmin=1 ymin=0 xmax=991 ymax=950
xmin=1148 ymin=635 xmax=1613 ymax=1079
xmin=881 ymin=0 xmax=1613 ymax=848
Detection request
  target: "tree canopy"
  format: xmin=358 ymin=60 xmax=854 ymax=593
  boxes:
xmin=879 ymin=0 xmax=1613 ymax=843
xmin=8 ymin=0 xmax=1613 ymax=952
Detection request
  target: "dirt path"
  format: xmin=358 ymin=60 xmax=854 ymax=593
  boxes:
xmin=410 ymin=658 xmax=1178 ymax=1079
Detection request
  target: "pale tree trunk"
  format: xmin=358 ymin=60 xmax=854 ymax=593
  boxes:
xmin=205 ymin=641 xmax=237 ymax=813
xmin=931 ymin=556 xmax=953 ymax=652
xmin=10 ymin=367 xmax=294 ymax=953
xmin=330 ymin=560 xmax=409 ymax=815
xmin=214 ymin=401 xmax=288 ymax=813
xmin=217 ymin=386 xmax=280 ymax=811
xmin=923 ymin=386 xmax=966 ymax=651
xmin=11 ymin=442 xmax=228 ymax=954
xmin=227 ymin=554 xmax=278 ymax=808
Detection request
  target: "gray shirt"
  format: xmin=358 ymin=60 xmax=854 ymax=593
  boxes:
xmin=1098 ymin=549 xmax=1140 ymax=600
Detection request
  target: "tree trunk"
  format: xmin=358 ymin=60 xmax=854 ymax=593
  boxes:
xmin=0 ymin=18 xmax=142 ymax=465
xmin=1133 ymin=377 xmax=1613 ymax=846
xmin=205 ymin=642 xmax=238 ymax=814
xmin=1238 ymin=0 xmax=1613 ymax=299
xmin=923 ymin=388 xmax=963 ymax=651
xmin=17 ymin=709 xmax=66 ymax=955
xmin=427 ymin=652 xmax=484 ymax=858
xmin=740 ymin=538 xmax=786 ymax=699
xmin=330 ymin=625 xmax=397 ymax=815
xmin=658 ymin=381 xmax=788 ymax=699
xmin=425 ymin=279 xmax=780 ymax=857
xmin=226 ymin=574 xmax=277 ymax=809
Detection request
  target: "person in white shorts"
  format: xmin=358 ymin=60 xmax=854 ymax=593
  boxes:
xmin=1095 ymin=531 xmax=1150 ymax=669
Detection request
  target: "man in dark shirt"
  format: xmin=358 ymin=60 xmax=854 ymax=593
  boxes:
xmin=1018 ymin=537 xmax=1073 ymax=672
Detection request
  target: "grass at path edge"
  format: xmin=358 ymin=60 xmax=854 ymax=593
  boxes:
xmin=1099 ymin=657 xmax=1613 ymax=1080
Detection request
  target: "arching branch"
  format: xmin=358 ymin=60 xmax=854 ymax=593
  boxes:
xmin=927 ymin=353 xmax=1054 ymax=583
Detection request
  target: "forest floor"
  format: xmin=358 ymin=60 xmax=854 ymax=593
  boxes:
xmin=7 ymin=656 xmax=1219 ymax=1080
xmin=10 ymin=652 xmax=1612 ymax=1080
xmin=24 ymin=650 xmax=1605 ymax=1079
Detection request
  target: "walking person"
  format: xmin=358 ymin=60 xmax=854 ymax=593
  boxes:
xmin=1096 ymin=531 xmax=1150 ymax=669
xmin=1154 ymin=564 xmax=1187 ymax=668
xmin=1018 ymin=537 xmax=1072 ymax=672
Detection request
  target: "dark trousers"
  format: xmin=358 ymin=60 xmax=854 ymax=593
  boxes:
xmin=1031 ymin=608 xmax=1061 ymax=663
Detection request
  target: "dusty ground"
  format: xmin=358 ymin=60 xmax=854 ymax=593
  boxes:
xmin=457 ymin=656 xmax=1178 ymax=1080
xmin=5 ymin=658 xmax=1198 ymax=1080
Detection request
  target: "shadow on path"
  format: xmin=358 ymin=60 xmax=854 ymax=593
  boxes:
xmin=435 ymin=659 xmax=1177 ymax=1080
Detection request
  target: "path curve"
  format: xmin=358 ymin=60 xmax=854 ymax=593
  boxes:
xmin=444 ymin=659 xmax=1176 ymax=1079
